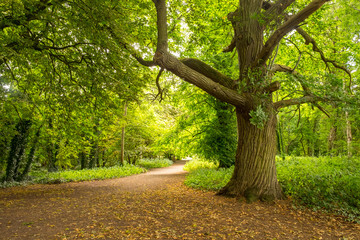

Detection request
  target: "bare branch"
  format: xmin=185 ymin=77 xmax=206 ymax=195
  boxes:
xmin=262 ymin=0 xmax=296 ymax=25
xmin=271 ymin=64 xmax=296 ymax=74
xmin=106 ymin=26 xmax=156 ymax=67
xmin=313 ymin=103 xmax=330 ymax=117
xmin=256 ymin=0 xmax=330 ymax=65
xmin=295 ymin=27 xmax=352 ymax=91
xmin=155 ymin=68 xmax=165 ymax=102
xmin=274 ymin=95 xmax=320 ymax=109
xmin=223 ymin=37 xmax=236 ymax=53
xmin=284 ymin=38 xmax=302 ymax=72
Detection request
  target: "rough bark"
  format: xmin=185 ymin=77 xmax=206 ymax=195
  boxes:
xmin=228 ymin=0 xmax=264 ymax=80
xmin=218 ymin=107 xmax=284 ymax=201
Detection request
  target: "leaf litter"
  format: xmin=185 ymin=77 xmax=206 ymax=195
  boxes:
xmin=0 ymin=161 xmax=359 ymax=239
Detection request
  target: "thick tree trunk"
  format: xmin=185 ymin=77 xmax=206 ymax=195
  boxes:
xmin=218 ymin=108 xmax=284 ymax=201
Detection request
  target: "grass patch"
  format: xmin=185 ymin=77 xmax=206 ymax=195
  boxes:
xmin=0 ymin=165 xmax=146 ymax=188
xmin=137 ymin=158 xmax=173 ymax=169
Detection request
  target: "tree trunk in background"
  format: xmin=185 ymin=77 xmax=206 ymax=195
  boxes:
xmin=276 ymin=119 xmax=285 ymax=159
xmin=218 ymin=108 xmax=284 ymax=201
xmin=5 ymin=119 xmax=32 ymax=181
xmin=328 ymin=109 xmax=339 ymax=155
xmin=345 ymin=111 xmax=352 ymax=157
xmin=88 ymin=143 xmax=98 ymax=169
xmin=80 ymin=151 xmax=87 ymax=170
xmin=120 ymin=103 xmax=128 ymax=166
xmin=18 ymin=126 xmax=41 ymax=181
xmin=47 ymin=142 xmax=59 ymax=172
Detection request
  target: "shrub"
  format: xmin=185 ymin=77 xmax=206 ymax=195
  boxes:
xmin=184 ymin=167 xmax=233 ymax=191
xmin=37 ymin=165 xmax=146 ymax=183
xmin=137 ymin=158 xmax=173 ymax=169
xmin=183 ymin=158 xmax=218 ymax=172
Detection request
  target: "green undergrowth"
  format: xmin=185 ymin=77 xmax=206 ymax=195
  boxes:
xmin=183 ymin=158 xmax=232 ymax=191
xmin=137 ymin=158 xmax=173 ymax=169
xmin=0 ymin=158 xmax=173 ymax=188
xmin=184 ymin=156 xmax=360 ymax=222
xmin=276 ymin=156 xmax=360 ymax=223
xmin=31 ymin=165 xmax=146 ymax=184
xmin=183 ymin=158 xmax=218 ymax=172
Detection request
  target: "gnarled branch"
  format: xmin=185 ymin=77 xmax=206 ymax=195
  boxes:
xmin=274 ymin=95 xmax=320 ymax=109
xmin=151 ymin=0 xmax=251 ymax=108
xmin=262 ymin=0 xmax=296 ymax=26
xmin=256 ymin=0 xmax=330 ymax=65
xmin=106 ymin=26 xmax=156 ymax=67
xmin=181 ymin=58 xmax=237 ymax=89
xmin=223 ymin=37 xmax=236 ymax=53
xmin=295 ymin=27 xmax=352 ymax=91
xmin=271 ymin=64 xmax=330 ymax=116
xmin=155 ymin=68 xmax=165 ymax=102
xmin=154 ymin=51 xmax=251 ymax=109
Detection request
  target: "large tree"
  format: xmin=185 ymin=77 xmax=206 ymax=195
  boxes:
xmin=2 ymin=0 xmax=357 ymax=199
xmin=130 ymin=0 xmax=355 ymax=201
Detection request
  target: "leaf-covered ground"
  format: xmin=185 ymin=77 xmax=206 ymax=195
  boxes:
xmin=0 ymin=161 xmax=359 ymax=239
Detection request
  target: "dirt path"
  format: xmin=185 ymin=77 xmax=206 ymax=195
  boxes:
xmin=0 ymin=161 xmax=359 ymax=240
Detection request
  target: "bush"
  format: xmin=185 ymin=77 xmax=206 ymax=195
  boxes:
xmin=0 ymin=165 xmax=146 ymax=187
xmin=36 ymin=165 xmax=146 ymax=183
xmin=184 ymin=167 xmax=233 ymax=191
xmin=137 ymin=158 xmax=173 ymax=169
xmin=183 ymin=158 xmax=232 ymax=191
xmin=183 ymin=158 xmax=218 ymax=172
xmin=276 ymin=156 xmax=360 ymax=222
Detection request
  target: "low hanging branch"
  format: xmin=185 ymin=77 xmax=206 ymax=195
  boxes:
xmin=149 ymin=0 xmax=252 ymax=109
xmin=155 ymin=68 xmax=165 ymax=102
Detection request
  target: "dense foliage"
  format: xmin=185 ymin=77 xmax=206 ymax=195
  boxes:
xmin=277 ymin=156 xmax=360 ymax=222
xmin=184 ymin=157 xmax=360 ymax=222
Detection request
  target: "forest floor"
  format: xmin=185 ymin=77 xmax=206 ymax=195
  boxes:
xmin=0 ymin=161 xmax=359 ymax=240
